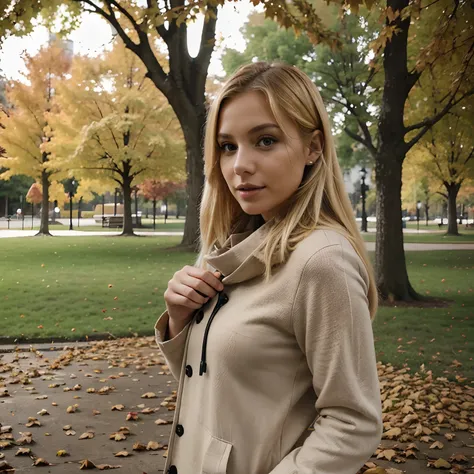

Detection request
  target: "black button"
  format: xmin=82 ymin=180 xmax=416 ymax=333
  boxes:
xmin=176 ymin=424 xmax=184 ymax=437
xmin=195 ymin=309 xmax=204 ymax=324
xmin=222 ymin=293 xmax=229 ymax=304
xmin=167 ymin=467 xmax=177 ymax=474
xmin=185 ymin=365 xmax=193 ymax=377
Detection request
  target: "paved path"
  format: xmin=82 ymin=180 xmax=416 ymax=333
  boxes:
xmin=0 ymin=230 xmax=184 ymax=238
xmin=365 ymin=242 xmax=474 ymax=251
xmin=1 ymin=229 xmax=473 ymax=252
xmin=1 ymin=338 xmax=472 ymax=474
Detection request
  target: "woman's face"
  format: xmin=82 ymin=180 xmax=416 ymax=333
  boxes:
xmin=217 ymin=91 xmax=318 ymax=221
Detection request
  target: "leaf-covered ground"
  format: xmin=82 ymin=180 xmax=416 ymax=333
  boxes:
xmin=1 ymin=336 xmax=473 ymax=473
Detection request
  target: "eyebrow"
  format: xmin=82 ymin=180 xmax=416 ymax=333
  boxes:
xmin=217 ymin=123 xmax=280 ymax=140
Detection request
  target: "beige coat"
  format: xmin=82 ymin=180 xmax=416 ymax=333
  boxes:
xmin=155 ymin=224 xmax=383 ymax=474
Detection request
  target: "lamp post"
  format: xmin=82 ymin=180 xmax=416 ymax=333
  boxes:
xmin=416 ymin=200 xmax=422 ymax=233
xmin=359 ymin=167 xmax=368 ymax=233
xmin=102 ymin=194 xmax=105 ymax=228
xmin=19 ymin=195 xmax=24 ymax=230
xmin=66 ymin=179 xmax=76 ymax=231
xmin=114 ymin=188 xmax=118 ymax=216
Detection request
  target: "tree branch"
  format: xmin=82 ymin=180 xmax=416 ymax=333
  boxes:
xmin=193 ymin=6 xmax=218 ymax=101
xmin=403 ymin=86 xmax=474 ymax=150
xmin=343 ymin=126 xmax=376 ymax=157
xmin=75 ymin=0 xmax=140 ymax=55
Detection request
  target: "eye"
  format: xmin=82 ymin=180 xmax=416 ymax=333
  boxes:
xmin=257 ymin=136 xmax=277 ymax=148
xmin=218 ymin=142 xmax=237 ymax=153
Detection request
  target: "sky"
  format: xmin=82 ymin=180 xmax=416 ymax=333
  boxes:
xmin=0 ymin=2 xmax=258 ymax=81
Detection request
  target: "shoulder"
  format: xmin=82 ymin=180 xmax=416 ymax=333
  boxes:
xmin=286 ymin=229 xmax=369 ymax=290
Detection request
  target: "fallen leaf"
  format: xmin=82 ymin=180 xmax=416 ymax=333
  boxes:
xmin=114 ymin=451 xmax=130 ymax=457
xmin=141 ymin=392 xmax=156 ymax=399
xmin=56 ymin=449 xmax=69 ymax=457
xmin=15 ymin=447 xmax=31 ymax=456
xmin=132 ymin=442 xmax=147 ymax=451
xmin=80 ymin=459 xmax=96 ymax=469
xmin=126 ymin=412 xmax=139 ymax=421
xmin=147 ymin=441 xmax=163 ymax=450
xmin=25 ymin=417 xmax=41 ymax=427
xmin=33 ymin=458 xmax=51 ymax=466
xmin=433 ymin=458 xmax=451 ymax=468
xmin=79 ymin=431 xmax=95 ymax=440
xmin=110 ymin=432 xmax=127 ymax=441
xmin=111 ymin=404 xmax=124 ymax=411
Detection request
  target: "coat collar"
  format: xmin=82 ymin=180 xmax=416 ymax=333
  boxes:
xmin=205 ymin=220 xmax=276 ymax=285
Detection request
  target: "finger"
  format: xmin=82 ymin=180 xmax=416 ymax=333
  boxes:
xmin=171 ymin=282 xmax=209 ymax=305
xmin=185 ymin=267 xmax=224 ymax=292
xmin=167 ymin=294 xmax=202 ymax=310
xmin=181 ymin=274 xmax=218 ymax=299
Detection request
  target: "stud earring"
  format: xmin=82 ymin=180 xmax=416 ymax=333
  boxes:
xmin=307 ymin=161 xmax=314 ymax=165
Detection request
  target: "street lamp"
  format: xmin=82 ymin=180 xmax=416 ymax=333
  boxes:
xmin=359 ymin=167 xmax=368 ymax=233
xmin=67 ymin=179 xmax=76 ymax=231
xmin=416 ymin=200 xmax=422 ymax=233
xmin=19 ymin=195 xmax=24 ymax=230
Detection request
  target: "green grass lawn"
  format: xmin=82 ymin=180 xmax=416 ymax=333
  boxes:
xmin=362 ymin=231 xmax=474 ymax=243
xmin=0 ymin=237 xmax=472 ymax=382
xmin=374 ymin=251 xmax=473 ymax=383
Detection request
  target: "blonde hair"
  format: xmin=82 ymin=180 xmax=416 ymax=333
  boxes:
xmin=197 ymin=62 xmax=378 ymax=320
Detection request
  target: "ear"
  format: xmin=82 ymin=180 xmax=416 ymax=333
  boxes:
xmin=306 ymin=130 xmax=324 ymax=165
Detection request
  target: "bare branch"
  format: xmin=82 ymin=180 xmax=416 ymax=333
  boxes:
xmin=403 ymin=86 xmax=474 ymax=150
xmin=343 ymin=126 xmax=376 ymax=157
xmin=193 ymin=6 xmax=217 ymax=100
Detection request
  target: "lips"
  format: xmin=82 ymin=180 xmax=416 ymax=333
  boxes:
xmin=236 ymin=185 xmax=265 ymax=191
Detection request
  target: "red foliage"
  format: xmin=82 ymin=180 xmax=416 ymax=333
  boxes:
xmin=139 ymin=179 xmax=184 ymax=201
xmin=26 ymin=183 xmax=43 ymax=204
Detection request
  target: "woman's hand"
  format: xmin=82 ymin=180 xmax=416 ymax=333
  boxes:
xmin=164 ymin=266 xmax=224 ymax=323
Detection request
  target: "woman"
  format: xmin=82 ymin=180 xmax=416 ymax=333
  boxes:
xmin=154 ymin=62 xmax=383 ymax=474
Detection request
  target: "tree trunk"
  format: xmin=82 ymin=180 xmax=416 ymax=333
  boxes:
xmin=446 ymin=183 xmax=460 ymax=235
xmin=153 ymin=199 xmax=156 ymax=231
xmin=121 ymin=177 xmax=134 ymax=236
xmin=375 ymin=157 xmax=418 ymax=300
xmin=374 ymin=0 xmax=421 ymax=301
xmin=424 ymin=202 xmax=429 ymax=226
xmin=37 ymin=169 xmax=51 ymax=236
xmin=170 ymin=106 xmax=206 ymax=250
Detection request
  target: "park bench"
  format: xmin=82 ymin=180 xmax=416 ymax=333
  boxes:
xmin=102 ymin=216 xmax=124 ymax=228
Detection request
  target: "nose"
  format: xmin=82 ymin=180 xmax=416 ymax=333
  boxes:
xmin=233 ymin=146 xmax=256 ymax=176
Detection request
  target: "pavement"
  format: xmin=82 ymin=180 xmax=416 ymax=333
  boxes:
xmin=1 ymin=338 xmax=473 ymax=474
xmin=0 ymin=337 xmax=174 ymax=473
xmin=0 ymin=230 xmax=184 ymax=238
xmin=1 ymin=229 xmax=473 ymax=252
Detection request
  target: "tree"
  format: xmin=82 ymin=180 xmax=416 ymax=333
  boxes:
xmin=0 ymin=0 xmax=340 ymax=249
xmin=412 ymin=110 xmax=473 ymax=235
xmin=139 ymin=179 xmax=185 ymax=229
xmin=222 ymin=1 xmax=473 ymax=301
xmin=0 ymin=43 xmax=71 ymax=235
xmin=25 ymin=182 xmax=42 ymax=223
xmin=47 ymin=42 xmax=185 ymax=236
xmin=3 ymin=1 xmax=473 ymax=299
